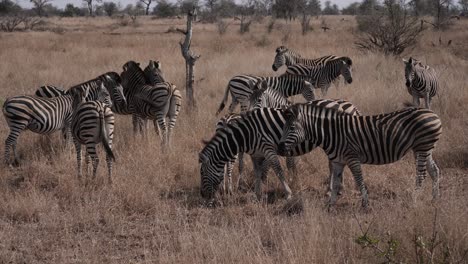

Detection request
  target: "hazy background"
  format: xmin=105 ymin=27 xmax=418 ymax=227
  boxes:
xmin=16 ymin=0 xmax=356 ymax=9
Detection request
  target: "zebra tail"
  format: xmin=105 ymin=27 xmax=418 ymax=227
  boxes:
xmin=99 ymin=109 xmax=115 ymax=161
xmin=216 ymin=83 xmax=230 ymax=116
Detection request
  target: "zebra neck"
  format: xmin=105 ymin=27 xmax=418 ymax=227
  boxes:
xmin=285 ymin=53 xmax=300 ymax=65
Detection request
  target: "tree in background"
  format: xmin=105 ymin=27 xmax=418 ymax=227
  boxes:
xmin=63 ymin=4 xmax=86 ymax=16
xmin=153 ymin=0 xmax=177 ymax=17
xmin=30 ymin=0 xmax=52 ymax=16
xmin=103 ymin=1 xmax=117 ymax=16
xmin=460 ymin=0 xmax=468 ymax=12
xmin=82 ymin=0 xmax=102 ymax=16
xmin=322 ymin=0 xmax=339 ymax=14
xmin=179 ymin=0 xmax=200 ymax=15
xmin=355 ymin=0 xmax=424 ymax=55
xmin=139 ymin=0 xmax=153 ymax=15
xmin=0 ymin=0 xmax=22 ymax=15
xmin=341 ymin=2 xmax=360 ymax=14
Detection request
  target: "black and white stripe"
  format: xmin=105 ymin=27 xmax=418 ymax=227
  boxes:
xmin=278 ymin=103 xmax=442 ymax=208
xmin=200 ymin=99 xmax=361 ymax=201
xmin=71 ymin=85 xmax=116 ymax=183
xmin=120 ymin=60 xmax=182 ymax=147
xmin=272 ymin=46 xmax=339 ymax=71
xmin=285 ymin=57 xmax=353 ymax=96
xmin=35 ymin=85 xmax=68 ymax=97
xmin=403 ymin=57 xmax=439 ymax=109
xmin=216 ymin=74 xmax=315 ymax=115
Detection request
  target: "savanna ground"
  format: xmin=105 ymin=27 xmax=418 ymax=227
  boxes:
xmin=0 ymin=15 xmax=467 ymax=263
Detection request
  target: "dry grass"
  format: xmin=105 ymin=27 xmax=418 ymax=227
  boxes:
xmin=0 ymin=16 xmax=467 ymax=263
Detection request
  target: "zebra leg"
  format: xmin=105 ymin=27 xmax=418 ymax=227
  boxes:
xmin=73 ymin=140 xmax=82 ymax=181
xmin=266 ymin=155 xmax=292 ymax=200
xmin=426 ymin=154 xmax=440 ymax=199
xmin=132 ymin=115 xmax=139 ymax=135
xmin=415 ymin=151 xmax=429 ymax=189
xmin=86 ymin=144 xmax=99 ymax=179
xmin=237 ymin=153 xmax=244 ymax=190
xmin=252 ymin=157 xmax=266 ymax=200
xmin=326 ymin=160 xmax=344 ymax=196
xmin=226 ymin=159 xmax=234 ymax=195
xmin=286 ymin=157 xmax=299 ymax=189
xmin=321 ymin=84 xmax=330 ymax=97
xmin=155 ymin=117 xmax=168 ymax=147
xmin=4 ymin=127 xmax=24 ymax=165
xmin=328 ymin=162 xmax=345 ymax=206
xmin=347 ymin=158 xmax=369 ymax=208
xmin=85 ymin=153 xmax=91 ymax=176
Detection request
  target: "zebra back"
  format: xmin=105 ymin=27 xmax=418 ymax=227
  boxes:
xmin=35 ymin=85 xmax=68 ymax=98
xmin=272 ymin=45 xmax=341 ymax=71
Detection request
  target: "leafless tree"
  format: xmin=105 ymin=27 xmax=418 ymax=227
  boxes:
xmin=139 ymin=0 xmax=152 ymax=15
xmin=355 ymin=0 xmax=425 ymax=55
xmin=82 ymin=0 xmax=102 ymax=16
xmin=29 ymin=0 xmax=52 ymax=17
xmin=0 ymin=15 xmax=25 ymax=32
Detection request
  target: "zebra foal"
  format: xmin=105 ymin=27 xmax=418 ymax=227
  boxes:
xmin=278 ymin=103 xmax=442 ymax=209
xmin=403 ymin=57 xmax=439 ymax=109
xmin=272 ymin=46 xmax=339 ymax=71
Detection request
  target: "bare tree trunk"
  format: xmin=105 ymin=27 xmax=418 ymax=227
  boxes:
xmin=145 ymin=5 xmax=150 ymax=15
xmin=178 ymin=10 xmax=200 ymax=110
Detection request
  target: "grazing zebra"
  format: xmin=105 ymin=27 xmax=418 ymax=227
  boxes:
xmin=403 ymin=57 xmax=439 ymax=109
xmin=3 ymin=76 xmax=124 ymax=165
xmin=278 ymin=104 xmax=442 ymax=209
xmin=216 ymin=74 xmax=315 ymax=115
xmin=120 ymin=60 xmax=182 ymax=147
xmin=200 ymin=99 xmax=361 ymax=201
xmin=285 ymin=57 xmax=353 ymax=96
xmin=272 ymin=46 xmax=339 ymax=71
xmin=71 ymin=84 xmax=116 ymax=183
xmin=35 ymin=85 xmax=68 ymax=97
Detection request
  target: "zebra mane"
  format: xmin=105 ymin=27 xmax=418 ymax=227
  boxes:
xmin=275 ymin=46 xmax=288 ymax=53
xmin=286 ymin=99 xmax=360 ymax=118
xmin=122 ymin=60 xmax=147 ymax=85
xmin=336 ymin=56 xmax=353 ymax=66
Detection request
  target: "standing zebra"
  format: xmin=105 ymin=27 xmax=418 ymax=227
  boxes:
xmin=71 ymin=83 xmax=117 ymax=184
xmin=200 ymin=100 xmax=361 ymax=201
xmin=278 ymin=104 xmax=442 ymax=209
xmin=272 ymin=46 xmax=339 ymax=71
xmin=120 ymin=61 xmax=182 ymax=147
xmin=216 ymin=74 xmax=315 ymax=115
xmin=403 ymin=57 xmax=439 ymax=109
xmin=3 ymin=76 xmax=124 ymax=165
xmin=285 ymin=57 xmax=353 ymax=96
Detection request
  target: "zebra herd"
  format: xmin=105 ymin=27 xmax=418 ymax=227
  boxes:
xmin=201 ymin=46 xmax=442 ymax=209
xmin=1 ymin=45 xmax=442 ymax=210
xmin=3 ymin=60 xmax=181 ymax=183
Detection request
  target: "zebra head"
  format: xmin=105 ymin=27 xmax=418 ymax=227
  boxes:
xmin=103 ymin=74 xmax=126 ymax=107
xmin=272 ymin=48 xmax=289 ymax=71
xmin=199 ymin=149 xmax=224 ymax=201
xmin=338 ymin=59 xmax=353 ymax=84
xmin=278 ymin=104 xmax=306 ymax=155
xmin=247 ymin=80 xmax=269 ymax=110
xmin=121 ymin=60 xmax=147 ymax=87
xmin=144 ymin=60 xmax=165 ymax=84
xmin=403 ymin=57 xmax=420 ymax=88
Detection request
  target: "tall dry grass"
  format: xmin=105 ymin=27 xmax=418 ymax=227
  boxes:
xmin=0 ymin=16 xmax=467 ymax=263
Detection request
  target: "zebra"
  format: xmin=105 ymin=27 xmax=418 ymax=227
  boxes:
xmin=285 ymin=57 xmax=353 ymax=96
xmin=71 ymin=83 xmax=116 ymax=184
xmin=35 ymin=85 xmax=68 ymax=97
xmin=3 ymin=76 xmax=124 ymax=165
xmin=216 ymin=74 xmax=315 ymax=115
xmin=272 ymin=46 xmax=339 ymax=71
xmin=120 ymin=60 xmax=182 ymax=147
xmin=403 ymin=57 xmax=439 ymax=109
xmin=200 ymin=99 xmax=361 ymax=202
xmin=214 ymin=81 xmax=298 ymax=195
xmin=278 ymin=103 xmax=442 ymax=209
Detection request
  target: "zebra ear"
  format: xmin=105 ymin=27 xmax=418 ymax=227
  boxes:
xmin=201 ymin=139 xmax=210 ymax=145
xmin=408 ymin=57 xmax=413 ymax=64
xmin=155 ymin=60 xmax=161 ymax=69
xmin=402 ymin=58 xmax=409 ymax=64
